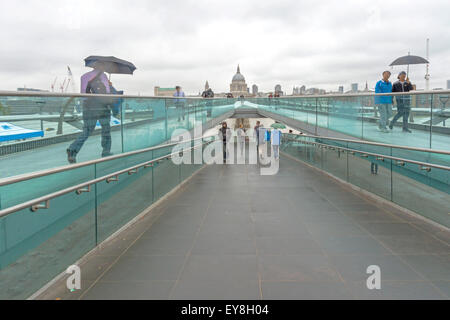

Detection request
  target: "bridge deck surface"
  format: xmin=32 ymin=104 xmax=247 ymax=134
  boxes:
xmin=36 ymin=154 xmax=450 ymax=300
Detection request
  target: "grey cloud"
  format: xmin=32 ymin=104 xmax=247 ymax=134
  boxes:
xmin=0 ymin=0 xmax=449 ymax=94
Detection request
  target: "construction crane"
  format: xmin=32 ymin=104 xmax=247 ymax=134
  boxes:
xmin=51 ymin=77 xmax=58 ymax=92
xmin=425 ymin=38 xmax=430 ymax=91
xmin=59 ymin=78 xmax=67 ymax=93
xmin=67 ymin=66 xmax=76 ymax=93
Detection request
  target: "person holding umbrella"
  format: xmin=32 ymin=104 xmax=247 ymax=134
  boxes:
xmin=389 ymin=71 xmax=414 ymax=133
xmin=66 ymin=56 xmax=136 ymax=164
xmin=374 ymin=71 xmax=393 ymax=133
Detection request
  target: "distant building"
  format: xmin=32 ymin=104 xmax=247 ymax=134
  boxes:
xmin=230 ymin=65 xmax=249 ymax=97
xmin=293 ymin=86 xmax=305 ymax=95
xmin=252 ymin=84 xmax=258 ymax=95
xmin=274 ymin=84 xmax=283 ymax=96
xmin=205 ymin=81 xmax=210 ymax=91
xmin=351 ymin=83 xmax=358 ymax=92
xmin=17 ymin=87 xmax=48 ymax=92
xmin=447 ymin=80 xmax=450 ymax=89
xmin=305 ymin=88 xmax=320 ymax=95
xmin=154 ymin=86 xmax=176 ymax=97
xmin=338 ymin=86 xmax=344 ymax=93
xmin=364 ymin=81 xmax=369 ymax=92
xmin=300 ymin=85 xmax=306 ymax=94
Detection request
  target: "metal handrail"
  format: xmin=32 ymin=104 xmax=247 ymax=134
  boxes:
xmin=0 ymin=90 xmax=237 ymax=100
xmin=1 ymin=89 xmax=450 ymax=99
xmin=0 ymin=135 xmax=212 ymax=187
xmin=284 ymin=137 xmax=450 ymax=171
xmin=0 ymin=141 xmax=212 ymax=218
xmin=288 ymin=133 xmax=450 ymax=155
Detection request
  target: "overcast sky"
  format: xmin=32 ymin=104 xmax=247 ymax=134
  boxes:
xmin=1 ymin=0 xmax=449 ymax=95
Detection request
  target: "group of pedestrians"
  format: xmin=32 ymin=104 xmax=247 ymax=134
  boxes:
xmin=218 ymin=120 xmax=282 ymax=163
xmin=375 ymin=70 xmax=414 ymax=133
xmin=254 ymin=121 xmax=282 ymax=161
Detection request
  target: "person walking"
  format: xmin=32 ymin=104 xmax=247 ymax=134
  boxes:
xmin=66 ymin=64 xmax=116 ymax=164
xmin=174 ymin=86 xmax=186 ymax=122
xmin=219 ymin=122 xmax=231 ymax=162
xmin=202 ymin=88 xmax=214 ymax=118
xmin=237 ymin=123 xmax=246 ymax=158
xmin=258 ymin=123 xmax=267 ymax=162
xmin=374 ymin=71 xmax=393 ymax=133
xmin=254 ymin=120 xmax=261 ymax=154
xmin=390 ymin=71 xmax=414 ymax=133
xmin=271 ymin=128 xmax=282 ymax=160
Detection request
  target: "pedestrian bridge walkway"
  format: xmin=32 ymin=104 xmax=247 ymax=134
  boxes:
xmin=0 ymin=92 xmax=449 ymax=300
xmin=35 ymin=155 xmax=450 ymax=300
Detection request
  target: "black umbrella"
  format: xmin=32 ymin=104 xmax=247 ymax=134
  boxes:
xmin=84 ymin=56 xmax=137 ymax=77
xmin=389 ymin=53 xmax=429 ymax=77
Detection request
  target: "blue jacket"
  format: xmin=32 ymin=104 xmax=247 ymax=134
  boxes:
xmin=374 ymin=80 xmax=393 ymax=105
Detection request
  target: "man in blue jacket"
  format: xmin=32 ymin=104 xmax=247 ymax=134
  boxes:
xmin=374 ymin=71 xmax=393 ymax=133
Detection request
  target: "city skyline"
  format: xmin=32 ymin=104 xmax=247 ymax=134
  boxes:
xmin=1 ymin=0 xmax=450 ymax=95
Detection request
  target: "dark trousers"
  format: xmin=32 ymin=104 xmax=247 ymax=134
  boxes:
xmin=391 ymin=105 xmax=410 ymax=129
xmin=371 ymin=162 xmax=378 ymax=174
xmin=69 ymin=109 xmax=111 ymax=155
xmin=223 ymin=142 xmax=227 ymax=160
xmin=206 ymin=102 xmax=212 ymax=118
xmin=176 ymin=104 xmax=185 ymax=121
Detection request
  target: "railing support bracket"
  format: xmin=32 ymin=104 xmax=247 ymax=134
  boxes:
xmin=76 ymin=185 xmax=91 ymax=195
xmin=31 ymin=200 xmax=50 ymax=212
xmin=106 ymin=175 xmax=119 ymax=183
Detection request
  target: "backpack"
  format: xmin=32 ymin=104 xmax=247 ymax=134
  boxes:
xmin=83 ymin=72 xmax=114 ymax=110
xmin=87 ymin=72 xmax=108 ymax=94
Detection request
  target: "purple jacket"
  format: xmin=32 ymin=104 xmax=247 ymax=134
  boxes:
xmin=80 ymin=69 xmax=111 ymax=94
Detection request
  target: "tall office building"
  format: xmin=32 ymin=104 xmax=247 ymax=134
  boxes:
xmin=351 ymin=83 xmax=358 ymax=92
xmin=300 ymin=85 xmax=306 ymax=94
xmin=447 ymin=80 xmax=450 ymax=89
xmin=252 ymin=84 xmax=258 ymax=95
xmin=338 ymin=86 xmax=344 ymax=93
xmin=275 ymin=84 xmax=283 ymax=95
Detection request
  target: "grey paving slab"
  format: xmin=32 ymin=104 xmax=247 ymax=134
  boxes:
xmin=377 ymin=235 xmax=450 ymax=255
xmin=178 ymin=254 xmax=259 ymax=283
xmin=343 ymin=210 xmax=403 ymax=223
xmin=305 ymin=221 xmax=369 ymax=237
xmin=315 ymin=235 xmax=392 ymax=256
xmin=399 ymin=255 xmax=450 ymax=281
xmin=329 ymin=255 xmax=425 ymax=282
xmin=261 ymin=281 xmax=354 ymax=300
xmin=360 ymin=222 xmax=429 ymax=237
xmin=83 ymin=281 xmax=174 ymax=300
xmin=258 ymin=254 xmax=342 ymax=282
xmin=124 ymin=236 xmax=195 ymax=256
xmin=349 ymin=281 xmax=447 ymax=300
xmin=171 ymin=279 xmax=261 ymax=300
xmin=431 ymin=281 xmax=450 ymax=298
xmin=192 ymin=236 xmax=256 ymax=255
xmin=256 ymin=236 xmax=323 ymax=255
xmin=100 ymin=255 xmax=186 ymax=282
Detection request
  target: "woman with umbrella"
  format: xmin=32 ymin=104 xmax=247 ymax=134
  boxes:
xmin=389 ymin=71 xmax=414 ymax=133
xmin=389 ymin=53 xmax=428 ymax=128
